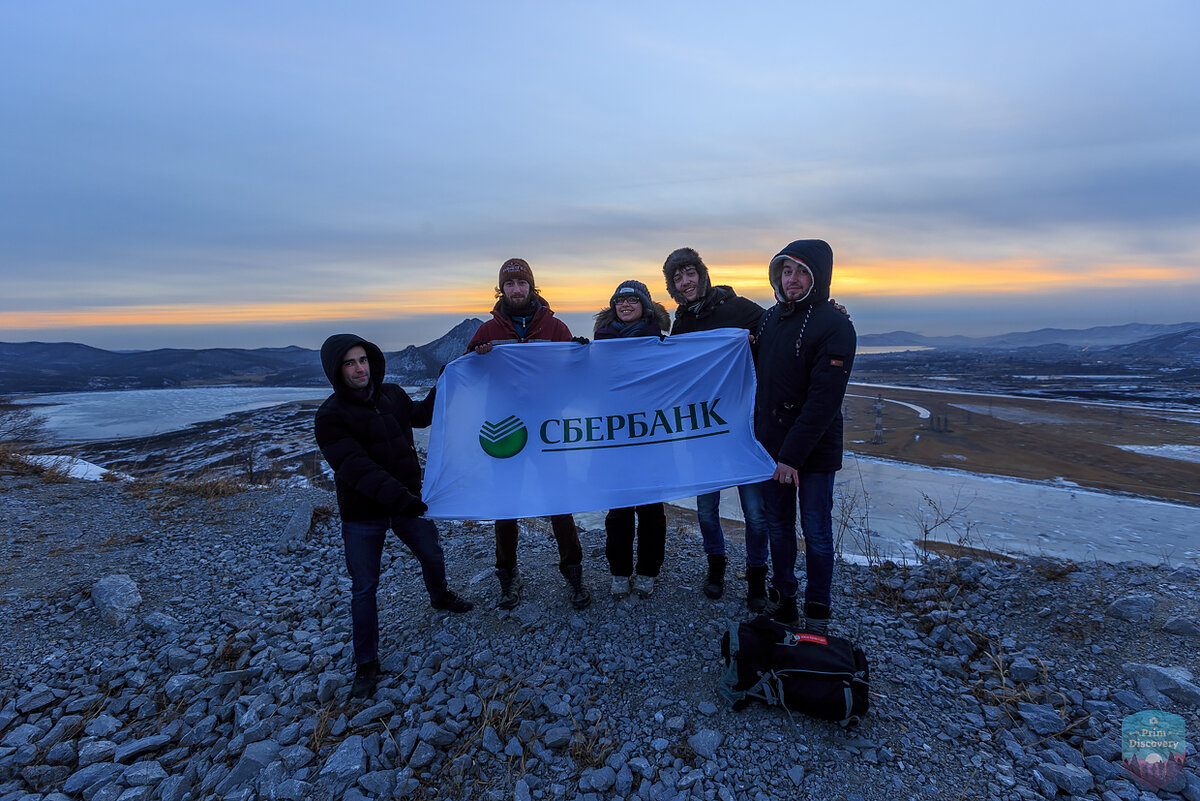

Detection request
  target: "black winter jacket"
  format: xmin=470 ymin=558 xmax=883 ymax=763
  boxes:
xmin=314 ymin=334 xmax=436 ymax=521
xmin=753 ymin=240 xmax=856 ymax=473
xmin=669 ymin=286 xmax=764 ymax=336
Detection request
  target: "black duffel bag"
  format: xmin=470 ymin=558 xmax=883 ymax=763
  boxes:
xmin=718 ymin=615 xmax=869 ymax=726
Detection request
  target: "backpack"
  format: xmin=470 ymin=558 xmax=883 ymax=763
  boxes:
xmin=719 ymin=615 xmax=870 ymax=726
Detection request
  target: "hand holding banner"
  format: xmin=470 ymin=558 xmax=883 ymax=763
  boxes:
xmin=422 ymin=329 xmax=775 ymax=519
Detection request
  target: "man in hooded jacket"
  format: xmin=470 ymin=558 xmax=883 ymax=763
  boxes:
xmin=315 ymin=333 xmax=473 ymax=698
xmin=465 ymin=258 xmax=592 ymax=611
xmin=753 ymin=239 xmax=856 ymax=633
xmin=661 ymin=247 xmax=771 ymax=608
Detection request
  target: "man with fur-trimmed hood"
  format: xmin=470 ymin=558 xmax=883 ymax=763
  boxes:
xmin=465 ymin=258 xmax=592 ymax=611
xmin=315 ymin=334 xmax=473 ymax=698
xmin=753 ymin=239 xmax=856 ymax=633
xmin=661 ymin=247 xmax=771 ymax=609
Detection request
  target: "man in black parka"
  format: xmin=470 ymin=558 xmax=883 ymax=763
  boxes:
xmin=753 ymin=239 xmax=856 ymax=633
xmin=662 ymin=247 xmax=771 ymax=608
xmin=315 ymin=333 xmax=473 ymax=698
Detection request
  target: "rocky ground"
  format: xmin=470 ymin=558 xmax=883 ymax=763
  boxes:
xmin=1 ymin=469 xmax=1199 ymax=801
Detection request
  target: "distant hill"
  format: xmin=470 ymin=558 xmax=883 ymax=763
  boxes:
xmin=1096 ymin=326 xmax=1200 ymax=363
xmin=859 ymin=322 xmax=1200 ymax=350
xmin=0 ymin=320 xmax=484 ymax=394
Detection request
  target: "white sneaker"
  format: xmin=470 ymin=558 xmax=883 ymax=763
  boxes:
xmin=633 ymin=574 xmax=655 ymax=598
xmin=611 ymin=575 xmax=631 ymax=598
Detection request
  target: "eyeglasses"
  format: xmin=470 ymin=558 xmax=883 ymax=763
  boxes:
xmin=615 ymin=297 xmax=641 ymax=307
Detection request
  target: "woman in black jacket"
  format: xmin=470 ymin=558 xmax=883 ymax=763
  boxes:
xmin=593 ymin=281 xmax=672 ymax=599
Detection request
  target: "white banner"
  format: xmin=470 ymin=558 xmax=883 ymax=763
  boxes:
xmin=422 ymin=329 xmax=775 ymax=519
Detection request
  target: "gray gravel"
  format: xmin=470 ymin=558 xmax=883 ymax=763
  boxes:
xmin=1 ymin=471 xmax=1199 ymax=800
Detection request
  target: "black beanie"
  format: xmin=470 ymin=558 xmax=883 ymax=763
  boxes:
xmin=609 ymin=279 xmax=653 ymax=313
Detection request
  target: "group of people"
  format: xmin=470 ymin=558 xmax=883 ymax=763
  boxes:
xmin=314 ymin=241 xmax=856 ymax=698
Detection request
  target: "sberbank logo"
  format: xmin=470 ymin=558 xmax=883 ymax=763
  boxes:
xmin=479 ymin=399 xmax=729 ymax=458
xmin=479 ymin=416 xmax=528 ymax=459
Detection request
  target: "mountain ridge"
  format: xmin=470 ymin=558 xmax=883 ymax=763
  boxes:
xmin=859 ymin=321 xmax=1200 ymax=349
xmin=0 ymin=319 xmax=485 ymax=394
xmin=4 ymin=319 xmax=1198 ymax=395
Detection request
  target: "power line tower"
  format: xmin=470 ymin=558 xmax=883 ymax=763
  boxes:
xmin=871 ymin=395 xmax=885 ymax=444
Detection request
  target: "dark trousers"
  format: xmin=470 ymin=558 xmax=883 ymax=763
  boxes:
xmin=761 ymin=472 xmax=836 ymax=609
xmin=342 ymin=517 xmax=447 ymax=665
xmin=494 ymin=515 xmax=583 ymax=576
xmin=604 ymin=503 xmax=666 ymax=577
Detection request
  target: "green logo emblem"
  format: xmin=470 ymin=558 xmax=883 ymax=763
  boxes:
xmin=479 ymin=416 xmax=528 ymax=459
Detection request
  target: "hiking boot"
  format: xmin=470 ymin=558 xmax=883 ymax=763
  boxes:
xmin=766 ymin=588 xmax=799 ymax=626
xmin=804 ymin=601 xmax=831 ymax=635
xmin=632 ymin=574 xmax=655 ymax=598
xmin=746 ymin=564 xmax=768 ymax=613
xmin=772 ymin=596 xmax=800 ymax=626
xmin=611 ymin=575 xmax=631 ymax=599
xmin=564 ymin=563 xmax=591 ymax=609
xmin=495 ymin=568 xmax=523 ymax=610
xmin=431 ymin=589 xmax=474 ymax=613
xmin=702 ymin=554 xmax=726 ymax=599
xmin=351 ymin=659 xmax=380 ymax=699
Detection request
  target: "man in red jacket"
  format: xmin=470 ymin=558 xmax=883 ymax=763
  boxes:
xmin=465 ymin=258 xmax=592 ymax=611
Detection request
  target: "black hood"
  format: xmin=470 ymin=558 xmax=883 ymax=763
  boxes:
xmin=320 ymin=333 xmax=386 ymax=397
xmin=768 ymin=239 xmax=833 ymax=305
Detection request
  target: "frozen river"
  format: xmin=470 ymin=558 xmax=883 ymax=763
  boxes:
xmin=15 ymin=387 xmax=329 ymax=441
xmin=633 ymin=455 xmax=1200 ymax=567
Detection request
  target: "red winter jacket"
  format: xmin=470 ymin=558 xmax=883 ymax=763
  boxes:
xmin=465 ymin=298 xmax=573 ymax=351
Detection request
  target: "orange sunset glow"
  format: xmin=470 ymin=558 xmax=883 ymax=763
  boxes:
xmin=4 ymin=258 xmax=1190 ymax=332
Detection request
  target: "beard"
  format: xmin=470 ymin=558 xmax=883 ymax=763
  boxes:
xmin=502 ymin=293 xmax=536 ymax=316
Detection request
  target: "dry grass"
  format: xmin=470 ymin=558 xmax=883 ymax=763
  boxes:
xmin=214 ymin=637 xmax=247 ymax=670
xmin=307 ymin=699 xmax=349 ymax=754
xmin=844 ymin=386 xmax=1200 ymax=506
xmin=569 ymin=713 xmax=616 ymax=770
xmin=124 ymin=472 xmax=250 ymax=514
xmin=915 ymin=540 xmax=1017 ymax=563
xmin=0 ymin=446 xmax=75 ymax=481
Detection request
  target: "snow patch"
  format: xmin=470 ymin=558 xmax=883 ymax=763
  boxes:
xmin=1115 ymin=444 xmax=1200 ymax=464
xmin=22 ymin=455 xmax=129 ymax=481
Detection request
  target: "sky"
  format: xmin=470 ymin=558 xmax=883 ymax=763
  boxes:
xmin=2 ymin=1 xmax=1199 ymax=351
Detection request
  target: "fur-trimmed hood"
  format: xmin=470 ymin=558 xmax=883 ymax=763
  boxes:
xmin=593 ymin=301 xmax=671 ymax=336
xmin=662 ymin=247 xmax=711 ymax=305
xmin=768 ymin=239 xmax=833 ymax=306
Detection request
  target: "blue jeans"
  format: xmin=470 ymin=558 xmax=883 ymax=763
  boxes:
xmin=696 ymin=482 xmax=768 ymax=566
xmin=342 ymin=517 xmax=447 ymax=665
xmin=761 ymin=472 xmax=835 ymax=610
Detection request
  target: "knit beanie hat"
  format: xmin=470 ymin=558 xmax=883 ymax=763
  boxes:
xmin=609 ymin=279 xmax=653 ymax=314
xmin=661 ymin=247 xmax=711 ymax=304
xmin=499 ymin=257 xmax=535 ymax=289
